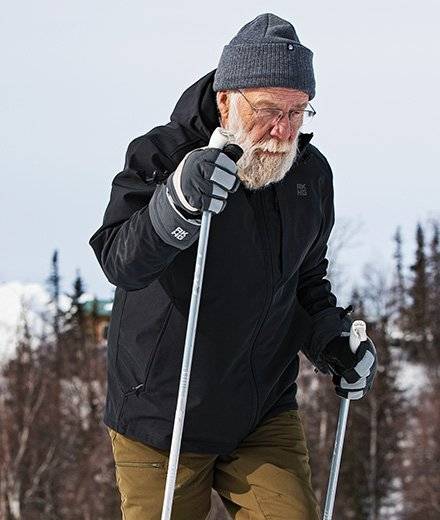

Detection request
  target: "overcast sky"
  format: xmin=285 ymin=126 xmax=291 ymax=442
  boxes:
xmin=1 ymin=0 xmax=439 ymax=301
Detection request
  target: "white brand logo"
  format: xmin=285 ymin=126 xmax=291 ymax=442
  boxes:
xmin=171 ymin=227 xmax=188 ymax=240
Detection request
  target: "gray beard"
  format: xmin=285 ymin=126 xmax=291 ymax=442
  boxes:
xmin=236 ymin=142 xmax=299 ymax=190
xmin=224 ymin=114 xmax=300 ymax=190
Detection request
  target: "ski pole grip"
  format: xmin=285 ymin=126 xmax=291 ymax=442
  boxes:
xmin=223 ymin=143 xmax=243 ymax=163
xmin=208 ymin=128 xmax=244 ymax=163
xmin=349 ymin=320 xmax=368 ymax=353
xmin=208 ymin=127 xmax=234 ymax=148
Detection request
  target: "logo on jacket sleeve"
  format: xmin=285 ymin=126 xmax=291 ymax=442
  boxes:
xmin=171 ymin=227 xmax=189 ymax=240
xmin=297 ymin=183 xmax=308 ymax=196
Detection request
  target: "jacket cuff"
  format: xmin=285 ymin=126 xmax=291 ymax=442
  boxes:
xmin=302 ymin=306 xmax=353 ymax=374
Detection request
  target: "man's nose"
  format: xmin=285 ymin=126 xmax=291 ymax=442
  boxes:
xmin=269 ymin=114 xmax=296 ymax=140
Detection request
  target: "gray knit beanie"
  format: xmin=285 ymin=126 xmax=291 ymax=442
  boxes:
xmin=213 ymin=13 xmax=315 ymax=100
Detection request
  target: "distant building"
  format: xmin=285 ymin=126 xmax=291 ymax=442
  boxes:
xmin=82 ymin=298 xmax=113 ymax=346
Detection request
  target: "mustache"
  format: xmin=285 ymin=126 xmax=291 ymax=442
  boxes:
xmin=245 ymin=136 xmax=295 ymax=154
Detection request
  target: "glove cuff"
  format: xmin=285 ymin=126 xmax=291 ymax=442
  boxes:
xmin=149 ymin=184 xmax=201 ymax=250
xmin=168 ymin=154 xmax=201 ymax=214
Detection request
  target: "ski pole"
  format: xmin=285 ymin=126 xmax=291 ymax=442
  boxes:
xmin=322 ymin=398 xmax=350 ymax=520
xmin=323 ymin=320 xmax=367 ymax=520
xmin=161 ymin=128 xmax=242 ymax=520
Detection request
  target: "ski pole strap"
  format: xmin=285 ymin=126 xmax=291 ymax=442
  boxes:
xmin=339 ymin=304 xmax=354 ymax=319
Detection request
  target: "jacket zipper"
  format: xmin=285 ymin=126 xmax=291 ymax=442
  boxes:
xmin=247 ymin=190 xmax=276 ymax=432
xmin=246 ymin=139 xmax=313 ymax=418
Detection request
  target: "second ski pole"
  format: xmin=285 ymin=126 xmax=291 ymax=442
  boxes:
xmin=322 ymin=320 xmax=368 ymax=520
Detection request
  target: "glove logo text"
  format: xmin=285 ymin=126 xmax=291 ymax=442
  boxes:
xmin=171 ymin=227 xmax=189 ymax=240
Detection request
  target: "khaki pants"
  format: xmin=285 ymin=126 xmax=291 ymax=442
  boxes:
xmin=108 ymin=410 xmax=321 ymax=520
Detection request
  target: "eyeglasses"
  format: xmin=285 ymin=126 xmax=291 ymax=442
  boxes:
xmin=237 ymin=89 xmax=316 ymax=128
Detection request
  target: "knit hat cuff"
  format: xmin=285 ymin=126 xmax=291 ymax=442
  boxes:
xmin=213 ymin=42 xmax=315 ymax=99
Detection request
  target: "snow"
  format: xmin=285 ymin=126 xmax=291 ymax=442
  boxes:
xmin=396 ymin=361 xmax=427 ymax=397
xmin=78 ymin=292 xmax=96 ymax=304
xmin=0 ymin=281 xmax=104 ymax=365
xmin=0 ymin=281 xmax=70 ymax=364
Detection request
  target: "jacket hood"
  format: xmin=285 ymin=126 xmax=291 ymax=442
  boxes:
xmin=170 ymin=68 xmax=313 ymax=151
xmin=170 ymin=69 xmax=219 ymax=141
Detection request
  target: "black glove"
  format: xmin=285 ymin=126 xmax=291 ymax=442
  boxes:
xmin=149 ymin=144 xmax=242 ymax=250
xmin=322 ymin=330 xmax=377 ymax=400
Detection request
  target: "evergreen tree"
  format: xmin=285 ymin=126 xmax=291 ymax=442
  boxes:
xmin=391 ymin=227 xmax=406 ymax=319
xmin=397 ymin=220 xmax=440 ymax=518
xmin=405 ymin=223 xmax=429 ymax=363
xmin=427 ymin=221 xmax=440 ymax=371
xmin=333 ymin=269 xmax=406 ymax=520
xmin=53 ymin=273 xmax=118 ymax=518
xmin=47 ymin=250 xmax=61 ymax=341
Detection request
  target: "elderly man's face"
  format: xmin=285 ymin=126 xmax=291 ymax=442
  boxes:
xmin=235 ymin=87 xmax=309 ymax=142
xmin=217 ymin=87 xmax=309 ymax=190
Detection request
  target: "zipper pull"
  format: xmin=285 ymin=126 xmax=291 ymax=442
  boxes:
xmin=130 ymin=383 xmax=144 ymax=397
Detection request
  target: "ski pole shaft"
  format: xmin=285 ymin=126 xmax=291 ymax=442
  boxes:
xmin=161 ymin=209 xmax=212 ymax=520
xmin=323 ymin=319 xmax=367 ymax=519
xmin=160 ymin=128 xmax=241 ymax=520
xmin=322 ymin=398 xmax=350 ymax=520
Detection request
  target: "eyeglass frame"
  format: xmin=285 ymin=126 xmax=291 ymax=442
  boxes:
xmin=236 ymin=89 xmax=316 ymax=128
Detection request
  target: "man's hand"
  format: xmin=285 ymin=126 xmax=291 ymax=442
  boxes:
xmin=148 ymin=130 xmax=242 ymax=250
xmin=322 ymin=321 xmax=377 ymax=400
xmin=167 ymin=146 xmax=241 ymax=217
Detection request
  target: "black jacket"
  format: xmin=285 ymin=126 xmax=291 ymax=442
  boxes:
xmin=89 ymin=69 xmax=347 ymax=454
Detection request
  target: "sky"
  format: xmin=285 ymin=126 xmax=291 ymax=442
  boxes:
xmin=1 ymin=0 xmax=439 ymax=301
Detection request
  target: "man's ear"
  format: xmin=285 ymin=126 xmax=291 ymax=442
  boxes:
xmin=216 ymin=91 xmax=230 ymax=127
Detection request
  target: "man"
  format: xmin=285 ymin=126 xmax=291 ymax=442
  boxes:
xmin=90 ymin=13 xmax=377 ymax=520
